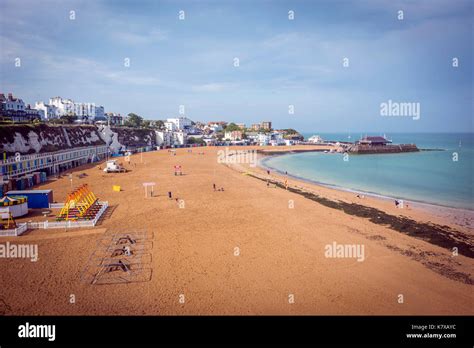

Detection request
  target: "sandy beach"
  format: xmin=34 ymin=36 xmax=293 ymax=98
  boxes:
xmin=0 ymin=146 xmax=472 ymax=315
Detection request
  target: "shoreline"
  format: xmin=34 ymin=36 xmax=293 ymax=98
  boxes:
xmin=258 ymin=150 xmax=474 ymax=220
xmin=244 ymin=170 xmax=474 ymax=261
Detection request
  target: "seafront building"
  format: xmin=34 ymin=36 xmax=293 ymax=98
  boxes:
xmin=357 ymin=136 xmax=391 ymax=146
xmin=165 ymin=117 xmax=192 ymax=131
xmin=0 ymin=145 xmax=109 ymax=180
xmin=0 ymin=93 xmax=42 ymax=122
xmin=156 ymin=130 xmax=187 ymax=147
xmin=105 ymin=112 xmax=125 ymax=126
xmin=206 ymin=122 xmax=224 ymax=132
xmin=224 ymin=131 xmax=243 ymax=141
xmin=346 ymin=135 xmax=419 ymax=154
xmin=1 ymin=93 xmax=25 ymax=112
xmin=308 ymin=135 xmax=324 ymax=144
xmin=257 ymin=132 xmax=285 ymax=146
xmin=258 ymin=133 xmax=271 ymax=146
xmin=48 ymin=96 xmax=105 ymax=122
xmin=34 ymin=102 xmax=58 ymax=120
xmin=1 ymin=93 xmax=105 ymax=123
xmin=48 ymin=97 xmax=75 ymax=116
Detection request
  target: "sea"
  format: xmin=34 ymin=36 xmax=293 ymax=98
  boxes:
xmin=261 ymin=133 xmax=474 ymax=210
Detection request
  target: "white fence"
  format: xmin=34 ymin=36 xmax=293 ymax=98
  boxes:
xmin=49 ymin=203 xmax=65 ymax=209
xmin=27 ymin=201 xmax=109 ymax=230
xmin=27 ymin=220 xmax=95 ymax=229
xmin=0 ymin=223 xmax=28 ymax=237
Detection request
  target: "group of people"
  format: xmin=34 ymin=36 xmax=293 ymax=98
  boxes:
xmin=265 ymin=169 xmax=289 ymax=190
xmin=394 ymin=199 xmax=408 ymax=209
xmin=213 ymin=183 xmax=224 ymax=192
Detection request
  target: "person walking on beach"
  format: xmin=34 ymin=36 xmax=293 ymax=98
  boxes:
xmin=168 ymin=191 xmax=172 ymax=199
xmin=267 ymin=170 xmax=270 ymax=175
xmin=267 ymin=179 xmax=270 ymax=188
xmin=213 ymin=183 xmax=216 ymax=191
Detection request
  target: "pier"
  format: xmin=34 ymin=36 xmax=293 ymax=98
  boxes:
xmin=346 ymin=136 xmax=419 ymax=154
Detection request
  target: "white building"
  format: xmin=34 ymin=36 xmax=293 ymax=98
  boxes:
xmin=246 ymin=132 xmax=259 ymax=142
xmin=34 ymin=102 xmax=58 ymax=120
xmin=164 ymin=121 xmax=177 ymax=132
xmin=256 ymin=132 xmax=284 ymax=146
xmin=308 ymin=135 xmax=324 ymax=144
xmin=155 ymin=130 xmax=187 ymax=147
xmin=208 ymin=123 xmax=223 ymax=132
xmin=49 ymin=96 xmax=75 ymax=115
xmin=269 ymin=132 xmax=285 ymax=146
xmin=172 ymin=131 xmax=187 ymax=145
xmin=49 ymin=97 xmax=104 ymax=121
xmin=224 ymin=131 xmax=243 ymax=141
xmin=166 ymin=117 xmax=192 ymax=131
xmin=156 ymin=131 xmax=172 ymax=147
xmin=257 ymin=133 xmax=271 ymax=146
xmin=105 ymin=112 xmax=125 ymax=126
xmin=73 ymin=102 xmax=104 ymax=121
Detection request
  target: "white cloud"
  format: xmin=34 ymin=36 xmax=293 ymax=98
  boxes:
xmin=113 ymin=28 xmax=168 ymax=44
xmin=104 ymin=72 xmax=161 ymax=86
xmin=192 ymin=83 xmax=234 ymax=92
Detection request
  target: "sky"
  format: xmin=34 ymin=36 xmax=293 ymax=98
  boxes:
xmin=0 ymin=0 xmax=472 ymax=133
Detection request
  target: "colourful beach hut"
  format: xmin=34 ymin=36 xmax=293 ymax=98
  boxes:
xmin=0 ymin=196 xmax=28 ymax=218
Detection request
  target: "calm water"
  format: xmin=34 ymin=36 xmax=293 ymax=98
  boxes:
xmin=262 ymin=133 xmax=474 ymax=210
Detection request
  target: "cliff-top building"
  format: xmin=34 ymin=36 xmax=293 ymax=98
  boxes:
xmin=34 ymin=102 xmax=58 ymax=120
xmin=1 ymin=93 xmax=41 ymax=122
xmin=0 ymin=93 xmax=25 ymax=112
xmin=105 ymin=112 xmax=125 ymax=126
xmin=165 ymin=117 xmax=192 ymax=131
xmin=48 ymin=96 xmax=104 ymax=122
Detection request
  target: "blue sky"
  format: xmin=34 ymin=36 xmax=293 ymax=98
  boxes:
xmin=0 ymin=0 xmax=472 ymax=132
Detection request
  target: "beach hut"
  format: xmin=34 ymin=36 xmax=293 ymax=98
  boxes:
xmin=0 ymin=196 xmax=28 ymax=218
xmin=6 ymin=189 xmax=53 ymax=209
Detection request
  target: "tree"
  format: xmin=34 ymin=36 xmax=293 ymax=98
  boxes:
xmin=187 ymin=137 xmax=205 ymax=145
xmin=224 ymin=123 xmax=241 ymax=132
xmin=59 ymin=115 xmax=77 ymax=124
xmin=155 ymin=120 xmax=165 ymax=129
xmin=282 ymin=129 xmax=304 ymax=140
xmin=125 ymin=113 xmax=143 ymax=128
